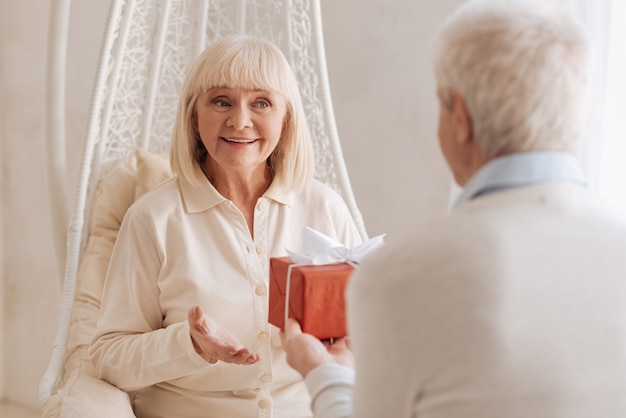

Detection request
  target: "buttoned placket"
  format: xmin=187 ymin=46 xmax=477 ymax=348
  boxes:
xmin=227 ymin=197 xmax=274 ymax=418
xmin=252 ymin=197 xmax=274 ymax=417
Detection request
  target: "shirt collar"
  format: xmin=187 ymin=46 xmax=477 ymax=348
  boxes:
xmin=179 ymin=165 xmax=295 ymax=213
xmin=263 ymin=177 xmax=295 ymax=206
xmin=454 ymin=151 xmax=588 ymax=208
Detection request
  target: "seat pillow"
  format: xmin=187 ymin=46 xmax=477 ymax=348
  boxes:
xmin=61 ymin=149 xmax=171 ymax=381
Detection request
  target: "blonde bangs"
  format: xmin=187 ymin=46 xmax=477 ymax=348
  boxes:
xmin=191 ymin=38 xmax=293 ymax=100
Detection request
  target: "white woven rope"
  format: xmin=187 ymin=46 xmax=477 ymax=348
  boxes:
xmin=140 ymin=0 xmax=172 ymax=150
xmin=194 ymin=0 xmax=210 ymax=61
xmin=41 ymin=0 xmax=367 ymax=407
xmin=39 ymin=0 xmax=128 ymax=406
xmin=46 ymin=0 xmax=71 ymax=287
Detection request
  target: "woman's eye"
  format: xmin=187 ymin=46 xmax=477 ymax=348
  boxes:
xmin=213 ymin=99 xmax=230 ymax=107
xmin=254 ymin=101 xmax=270 ymax=109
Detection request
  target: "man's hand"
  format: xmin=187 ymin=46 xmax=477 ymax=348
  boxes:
xmin=280 ymin=318 xmax=354 ymax=378
xmin=188 ymin=305 xmax=260 ymax=365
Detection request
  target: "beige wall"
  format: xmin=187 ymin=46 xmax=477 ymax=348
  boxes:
xmin=2 ymin=0 xmax=57 ymax=406
xmin=0 ymin=0 xmax=5 ymax=400
xmin=1 ymin=0 xmax=461 ymax=408
xmin=322 ymin=1 xmax=460 ymax=237
xmin=1 ymin=0 xmax=110 ymax=406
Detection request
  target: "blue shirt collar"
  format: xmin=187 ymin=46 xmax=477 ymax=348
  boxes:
xmin=454 ymin=151 xmax=588 ymax=208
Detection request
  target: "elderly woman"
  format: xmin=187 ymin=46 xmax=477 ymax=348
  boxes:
xmin=89 ymin=35 xmax=362 ymax=418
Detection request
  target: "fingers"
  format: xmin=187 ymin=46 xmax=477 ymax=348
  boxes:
xmin=188 ymin=305 xmax=204 ymax=331
xmin=189 ymin=305 xmax=201 ymax=321
xmin=324 ymin=338 xmax=354 ymax=368
xmin=283 ymin=318 xmax=303 ymax=338
xmin=329 ymin=338 xmax=349 ymax=350
xmin=230 ymin=349 xmax=260 ymax=365
xmin=280 ymin=318 xmax=302 ymax=346
xmin=189 ymin=305 xmax=201 ymax=319
xmin=187 ymin=305 xmax=260 ymax=365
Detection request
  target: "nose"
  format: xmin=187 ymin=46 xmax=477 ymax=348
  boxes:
xmin=227 ymin=106 xmax=253 ymax=130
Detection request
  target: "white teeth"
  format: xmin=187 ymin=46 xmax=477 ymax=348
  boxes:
xmin=222 ymin=137 xmax=256 ymax=143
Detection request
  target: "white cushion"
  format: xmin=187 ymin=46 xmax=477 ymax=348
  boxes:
xmin=43 ymin=150 xmax=171 ymax=417
xmin=42 ymin=357 xmax=135 ymax=417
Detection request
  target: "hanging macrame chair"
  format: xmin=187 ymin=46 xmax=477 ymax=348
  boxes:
xmin=39 ymin=0 xmax=366 ymax=416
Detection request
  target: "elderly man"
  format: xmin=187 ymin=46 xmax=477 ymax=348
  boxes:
xmin=281 ymin=1 xmax=626 ymax=417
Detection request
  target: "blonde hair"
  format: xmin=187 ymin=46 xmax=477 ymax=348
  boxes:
xmin=434 ymin=0 xmax=589 ymax=158
xmin=170 ymin=35 xmax=314 ymax=190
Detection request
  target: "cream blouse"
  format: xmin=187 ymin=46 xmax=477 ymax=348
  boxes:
xmin=89 ymin=171 xmax=362 ymax=418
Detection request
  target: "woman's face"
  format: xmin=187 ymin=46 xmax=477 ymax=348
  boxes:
xmin=194 ymin=87 xmax=287 ymax=178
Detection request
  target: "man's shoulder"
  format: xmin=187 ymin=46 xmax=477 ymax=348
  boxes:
xmin=355 ymin=183 xmax=626 ymax=286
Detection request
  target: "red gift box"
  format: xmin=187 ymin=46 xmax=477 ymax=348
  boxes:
xmin=268 ymin=257 xmax=355 ymax=340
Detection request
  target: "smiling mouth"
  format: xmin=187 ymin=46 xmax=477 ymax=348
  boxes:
xmin=221 ymin=137 xmax=258 ymax=144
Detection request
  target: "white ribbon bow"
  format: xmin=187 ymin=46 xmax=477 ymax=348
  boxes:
xmin=286 ymin=226 xmax=386 ymax=265
xmin=281 ymin=227 xmax=386 ymax=334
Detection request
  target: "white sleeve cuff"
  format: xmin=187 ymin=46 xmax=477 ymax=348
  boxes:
xmin=305 ymin=364 xmax=355 ymax=418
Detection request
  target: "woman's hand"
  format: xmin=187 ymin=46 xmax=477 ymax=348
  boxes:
xmin=280 ymin=318 xmax=354 ymax=378
xmin=188 ymin=305 xmax=260 ymax=365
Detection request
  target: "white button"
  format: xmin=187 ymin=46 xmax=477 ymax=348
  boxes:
xmin=258 ymin=398 xmax=271 ymax=409
xmin=255 ymin=286 xmax=267 ymax=296
xmin=260 ymin=373 xmax=272 ymax=383
xmin=256 ymin=246 xmax=265 ymax=254
xmin=257 ymin=200 xmax=266 ymax=211
xmin=257 ymin=331 xmax=269 ymax=340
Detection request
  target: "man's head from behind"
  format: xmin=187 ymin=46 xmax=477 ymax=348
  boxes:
xmin=434 ymin=0 xmax=589 ymax=185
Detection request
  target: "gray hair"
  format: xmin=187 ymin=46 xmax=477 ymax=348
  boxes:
xmin=434 ymin=0 xmax=590 ymax=158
